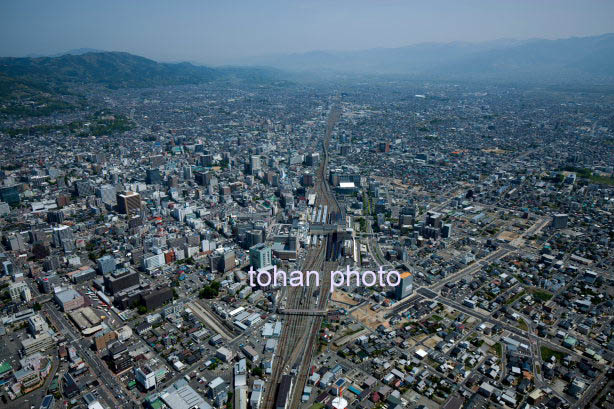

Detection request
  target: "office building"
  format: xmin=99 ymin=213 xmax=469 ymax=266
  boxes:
xmin=5 ymin=233 xmax=26 ymax=251
xmin=47 ymin=210 xmax=65 ymax=224
xmin=96 ymin=184 xmax=116 ymax=206
xmin=0 ymin=185 xmax=20 ymax=205
xmin=141 ymin=287 xmax=173 ymax=311
xmin=552 ymin=213 xmax=569 ymax=229
xmin=249 ymin=155 xmax=261 ymax=175
xmin=395 ymin=271 xmax=413 ymax=300
xmin=94 ymin=329 xmax=118 ymax=351
xmin=28 ymin=314 xmax=48 ymax=335
xmin=442 ymin=224 xmax=452 ymax=239
xmin=146 ymin=168 xmax=162 ymax=185
xmin=70 ymin=267 xmax=96 ymax=284
xmin=109 ymin=342 xmax=132 ymax=373
xmin=117 ymin=191 xmax=141 ymax=214
xmin=96 ymin=255 xmax=117 ymax=275
xmin=21 ymin=333 xmax=54 ymax=355
xmin=9 ymin=281 xmax=31 ymax=302
xmin=245 ymin=229 xmax=263 ymax=248
xmin=135 ymin=366 xmax=157 ymax=390
xmin=104 ymin=270 xmax=139 ymax=295
xmin=52 ymin=225 xmax=75 ymax=253
xmin=208 ymin=377 xmax=229 ymax=406
xmin=250 ymin=243 xmax=272 ymax=269
xmin=2 ymin=260 xmax=13 ymax=276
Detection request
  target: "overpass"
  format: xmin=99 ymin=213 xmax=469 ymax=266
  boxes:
xmin=278 ymin=309 xmax=328 ymax=317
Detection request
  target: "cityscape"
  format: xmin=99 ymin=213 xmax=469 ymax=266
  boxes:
xmin=1 ymin=2 xmax=614 ymax=409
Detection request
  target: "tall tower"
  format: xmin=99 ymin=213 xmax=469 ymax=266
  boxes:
xmin=332 ymin=383 xmax=348 ymax=409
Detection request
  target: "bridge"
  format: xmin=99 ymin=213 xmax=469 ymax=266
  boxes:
xmin=278 ymin=309 xmax=328 ymax=317
xmin=309 ymin=223 xmax=340 ymax=235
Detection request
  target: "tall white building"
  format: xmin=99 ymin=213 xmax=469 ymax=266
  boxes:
xmin=28 ymin=314 xmax=48 ymax=335
xmin=9 ymin=281 xmax=31 ymax=302
xmin=135 ymin=366 xmax=156 ymax=390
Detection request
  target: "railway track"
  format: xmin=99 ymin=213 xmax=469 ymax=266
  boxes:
xmin=261 ymin=243 xmax=326 ymax=408
xmin=262 ymin=103 xmax=341 ymax=409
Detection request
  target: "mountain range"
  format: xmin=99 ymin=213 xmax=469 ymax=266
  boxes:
xmin=1 ymin=33 xmax=614 ymax=108
xmin=0 ymin=51 xmax=285 ymax=103
xmin=240 ymin=33 xmax=614 ymax=84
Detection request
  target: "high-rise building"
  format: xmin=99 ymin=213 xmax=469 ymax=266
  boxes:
xmin=200 ymin=154 xmax=214 ymax=167
xmin=0 ymin=185 xmax=20 ymax=205
xmin=47 ymin=210 xmax=65 ymax=224
xmin=223 ymin=250 xmax=236 ymax=272
xmin=305 ymin=152 xmax=320 ymax=166
xmin=301 ymin=173 xmax=314 ymax=187
xmin=250 ymin=243 xmax=272 ymax=270
xmin=426 ymin=211 xmax=443 ymax=228
xmin=117 ymin=191 xmax=141 ymax=214
xmin=195 ymin=171 xmax=213 ymax=186
xmin=394 ymin=271 xmax=413 ymax=300
xmin=134 ymin=366 xmax=156 ymax=390
xmin=250 ymin=155 xmax=261 ymax=175
xmin=97 ymin=255 xmax=117 ymax=275
xmin=96 ymin=184 xmax=117 ymax=205
xmin=9 ymin=281 xmax=31 ymax=302
xmin=246 ymin=230 xmax=263 ymax=248
xmin=109 ymin=342 xmax=132 ymax=373
xmin=146 ymin=168 xmax=162 ymax=185
xmin=104 ymin=270 xmax=139 ymax=295
xmin=74 ymin=180 xmax=94 ymax=197
xmin=28 ymin=314 xmax=49 ymax=335
xmin=52 ymin=225 xmax=75 ymax=253
xmin=442 ymin=224 xmax=452 ymax=239
xmin=5 ymin=233 xmax=26 ymax=251
xmin=552 ymin=213 xmax=568 ymax=229
xmin=378 ymin=142 xmax=390 ymax=153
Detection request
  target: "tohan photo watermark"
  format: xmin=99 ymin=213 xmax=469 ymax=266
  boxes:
xmin=248 ymin=265 xmax=401 ymax=293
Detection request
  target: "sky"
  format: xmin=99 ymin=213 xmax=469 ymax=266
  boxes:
xmin=1 ymin=0 xmax=613 ymax=65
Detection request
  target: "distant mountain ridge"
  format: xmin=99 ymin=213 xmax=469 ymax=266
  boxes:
xmin=0 ymin=51 xmax=285 ymax=92
xmin=0 ymin=51 xmax=288 ymax=116
xmin=240 ymin=33 xmax=614 ymax=84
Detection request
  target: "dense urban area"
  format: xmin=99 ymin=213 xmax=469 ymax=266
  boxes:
xmin=1 ymin=54 xmax=614 ymax=409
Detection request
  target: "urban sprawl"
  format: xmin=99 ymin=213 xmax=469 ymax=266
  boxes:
xmin=0 ymin=79 xmax=614 ymax=409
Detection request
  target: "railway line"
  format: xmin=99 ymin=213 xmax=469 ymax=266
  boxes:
xmin=262 ymin=103 xmax=342 ymax=409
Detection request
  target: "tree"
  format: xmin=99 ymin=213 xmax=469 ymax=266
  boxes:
xmin=199 ymin=286 xmax=218 ymax=299
xmin=251 ymin=367 xmax=263 ymax=377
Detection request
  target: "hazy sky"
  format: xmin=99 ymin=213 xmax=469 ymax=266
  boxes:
xmin=1 ymin=0 xmax=613 ymax=65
